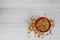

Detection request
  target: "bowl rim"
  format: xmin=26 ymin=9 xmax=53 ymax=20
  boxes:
xmin=35 ymin=17 xmax=51 ymax=32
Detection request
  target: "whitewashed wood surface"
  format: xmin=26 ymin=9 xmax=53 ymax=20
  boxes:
xmin=0 ymin=0 xmax=60 ymax=40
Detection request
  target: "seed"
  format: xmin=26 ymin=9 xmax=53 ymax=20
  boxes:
xmin=27 ymin=31 xmax=30 ymax=34
xmin=46 ymin=34 xmax=49 ymax=36
xmin=38 ymin=34 xmax=40 ymax=37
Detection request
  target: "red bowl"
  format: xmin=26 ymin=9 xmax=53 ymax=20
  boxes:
xmin=35 ymin=17 xmax=51 ymax=32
